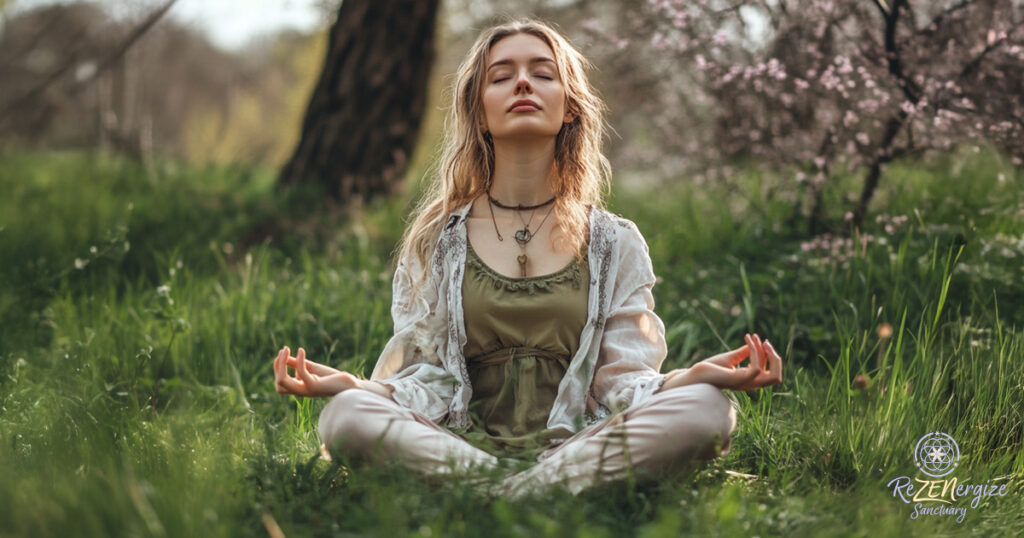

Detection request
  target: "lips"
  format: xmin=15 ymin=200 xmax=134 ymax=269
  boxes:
xmin=508 ymin=99 xmax=540 ymax=112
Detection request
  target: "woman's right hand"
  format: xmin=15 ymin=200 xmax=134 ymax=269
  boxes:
xmin=273 ymin=346 xmax=361 ymax=397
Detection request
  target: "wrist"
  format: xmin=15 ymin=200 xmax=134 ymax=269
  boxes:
xmin=659 ymin=365 xmax=704 ymax=392
xmin=356 ymin=379 xmax=394 ymax=400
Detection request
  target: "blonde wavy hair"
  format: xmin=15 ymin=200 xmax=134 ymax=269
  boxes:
xmin=397 ymin=18 xmax=612 ymax=290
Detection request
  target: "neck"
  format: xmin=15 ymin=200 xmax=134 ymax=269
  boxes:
xmin=487 ymin=136 xmax=557 ymax=206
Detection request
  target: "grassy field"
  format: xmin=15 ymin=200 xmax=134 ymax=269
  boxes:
xmin=1 ymin=148 xmax=1021 ymax=537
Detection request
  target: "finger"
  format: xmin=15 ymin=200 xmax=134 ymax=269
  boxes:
xmin=750 ymin=343 xmax=781 ymax=389
xmin=275 ymin=349 xmax=294 ymax=393
xmin=732 ymin=365 xmax=761 ymax=392
xmin=310 ymin=360 xmax=333 ymax=376
xmin=753 ymin=334 xmax=767 ymax=370
xmin=295 ymin=348 xmax=324 ymax=374
xmin=275 ymin=362 xmax=290 ymax=393
xmin=761 ymin=338 xmax=775 ymax=369
xmin=765 ymin=340 xmax=783 ymax=383
xmin=707 ymin=362 xmax=759 ymax=391
xmin=274 ymin=350 xmax=284 ymax=378
xmin=275 ymin=348 xmax=287 ymax=379
xmin=707 ymin=346 xmax=747 ymax=368
xmin=277 ymin=374 xmax=304 ymax=395
xmin=727 ymin=344 xmax=750 ymax=367
xmin=746 ymin=334 xmax=762 ymax=374
xmin=285 ymin=355 xmax=323 ymax=378
xmin=296 ymin=348 xmax=315 ymax=385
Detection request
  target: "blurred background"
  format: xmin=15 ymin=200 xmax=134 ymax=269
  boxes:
xmin=2 ymin=0 xmax=1021 ymax=226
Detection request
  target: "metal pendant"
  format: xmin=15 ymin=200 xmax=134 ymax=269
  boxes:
xmin=517 ymin=254 xmax=528 ymax=276
xmin=514 ymin=228 xmax=531 ymax=245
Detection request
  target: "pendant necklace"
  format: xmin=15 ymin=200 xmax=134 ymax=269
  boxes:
xmin=486 ymin=190 xmax=557 ymax=277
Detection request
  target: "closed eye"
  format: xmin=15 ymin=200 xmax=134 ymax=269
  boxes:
xmin=493 ymin=75 xmax=554 ymax=83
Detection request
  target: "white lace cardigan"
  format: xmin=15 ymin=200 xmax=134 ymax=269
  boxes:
xmin=369 ymin=200 xmax=670 ymax=436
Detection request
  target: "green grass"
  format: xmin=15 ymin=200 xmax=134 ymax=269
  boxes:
xmin=1 ymin=146 xmax=1022 ymax=537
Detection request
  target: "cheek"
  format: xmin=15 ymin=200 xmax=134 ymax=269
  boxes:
xmin=482 ymin=90 xmax=501 ymax=117
xmin=546 ymin=87 xmax=566 ymax=114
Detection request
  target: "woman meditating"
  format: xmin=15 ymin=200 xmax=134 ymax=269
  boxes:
xmin=272 ymin=18 xmax=783 ymax=499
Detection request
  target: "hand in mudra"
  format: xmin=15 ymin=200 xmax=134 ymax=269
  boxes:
xmin=695 ymin=333 xmax=783 ymax=391
xmin=664 ymin=333 xmax=783 ymax=392
xmin=273 ymin=346 xmax=360 ymax=397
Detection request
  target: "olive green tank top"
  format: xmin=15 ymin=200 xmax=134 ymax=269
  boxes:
xmin=460 ymin=238 xmax=590 ymax=461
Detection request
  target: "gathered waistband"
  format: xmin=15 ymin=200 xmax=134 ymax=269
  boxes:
xmin=466 ymin=346 xmax=570 ymax=367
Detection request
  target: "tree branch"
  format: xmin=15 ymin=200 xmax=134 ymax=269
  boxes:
xmin=917 ymin=0 xmax=976 ymax=36
xmin=0 ymin=0 xmax=177 ymax=119
xmin=880 ymin=0 xmax=921 ymax=103
xmin=957 ymin=19 xmax=1024 ymax=81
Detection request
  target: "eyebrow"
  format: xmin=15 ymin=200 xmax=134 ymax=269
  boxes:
xmin=487 ymin=57 xmax=556 ymax=72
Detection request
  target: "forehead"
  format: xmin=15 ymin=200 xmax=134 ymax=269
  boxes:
xmin=487 ymin=33 xmax=555 ymax=68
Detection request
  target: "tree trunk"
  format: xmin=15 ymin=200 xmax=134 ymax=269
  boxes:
xmin=279 ymin=0 xmax=440 ymax=204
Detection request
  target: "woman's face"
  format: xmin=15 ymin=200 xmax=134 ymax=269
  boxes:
xmin=480 ymin=33 xmax=573 ymax=142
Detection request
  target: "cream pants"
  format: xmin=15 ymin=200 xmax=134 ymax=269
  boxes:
xmin=318 ymin=383 xmax=738 ymax=499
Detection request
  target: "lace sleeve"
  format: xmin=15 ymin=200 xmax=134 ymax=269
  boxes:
xmin=369 ymin=250 xmax=456 ymax=422
xmin=590 ymin=219 xmax=668 ymax=413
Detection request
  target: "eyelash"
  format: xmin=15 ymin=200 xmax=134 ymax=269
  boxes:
xmin=494 ymin=76 xmax=553 ymax=83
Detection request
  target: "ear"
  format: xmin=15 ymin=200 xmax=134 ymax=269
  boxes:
xmin=563 ymin=111 xmax=576 ymax=124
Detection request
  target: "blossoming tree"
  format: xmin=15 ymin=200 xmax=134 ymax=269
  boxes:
xmin=587 ymin=0 xmax=1024 ymax=233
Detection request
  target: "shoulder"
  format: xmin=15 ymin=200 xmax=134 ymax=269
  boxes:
xmin=589 ymin=206 xmax=647 ymax=249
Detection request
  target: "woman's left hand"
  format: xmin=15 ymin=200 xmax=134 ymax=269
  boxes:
xmin=663 ymin=333 xmax=783 ymax=392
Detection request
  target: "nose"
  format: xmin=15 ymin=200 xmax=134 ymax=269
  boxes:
xmin=514 ymin=72 xmax=533 ymax=94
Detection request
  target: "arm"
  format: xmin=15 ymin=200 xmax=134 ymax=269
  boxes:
xmin=590 ymin=221 xmax=783 ymax=410
xmin=661 ymin=333 xmax=783 ymax=392
xmin=365 ymin=248 xmax=456 ymax=422
xmin=591 ymin=220 xmax=669 ymax=413
xmin=272 ymin=249 xmax=455 ymax=422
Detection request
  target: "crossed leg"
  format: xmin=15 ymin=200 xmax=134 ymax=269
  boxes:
xmin=497 ymin=383 xmax=738 ymax=499
xmin=318 ymin=383 xmax=737 ymax=498
xmin=318 ymin=389 xmax=500 ymax=475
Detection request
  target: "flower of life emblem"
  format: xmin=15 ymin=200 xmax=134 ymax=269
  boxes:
xmin=914 ymin=431 xmax=960 ymax=478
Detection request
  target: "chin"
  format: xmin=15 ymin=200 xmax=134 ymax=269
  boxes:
xmin=492 ymin=126 xmax=562 ymax=141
